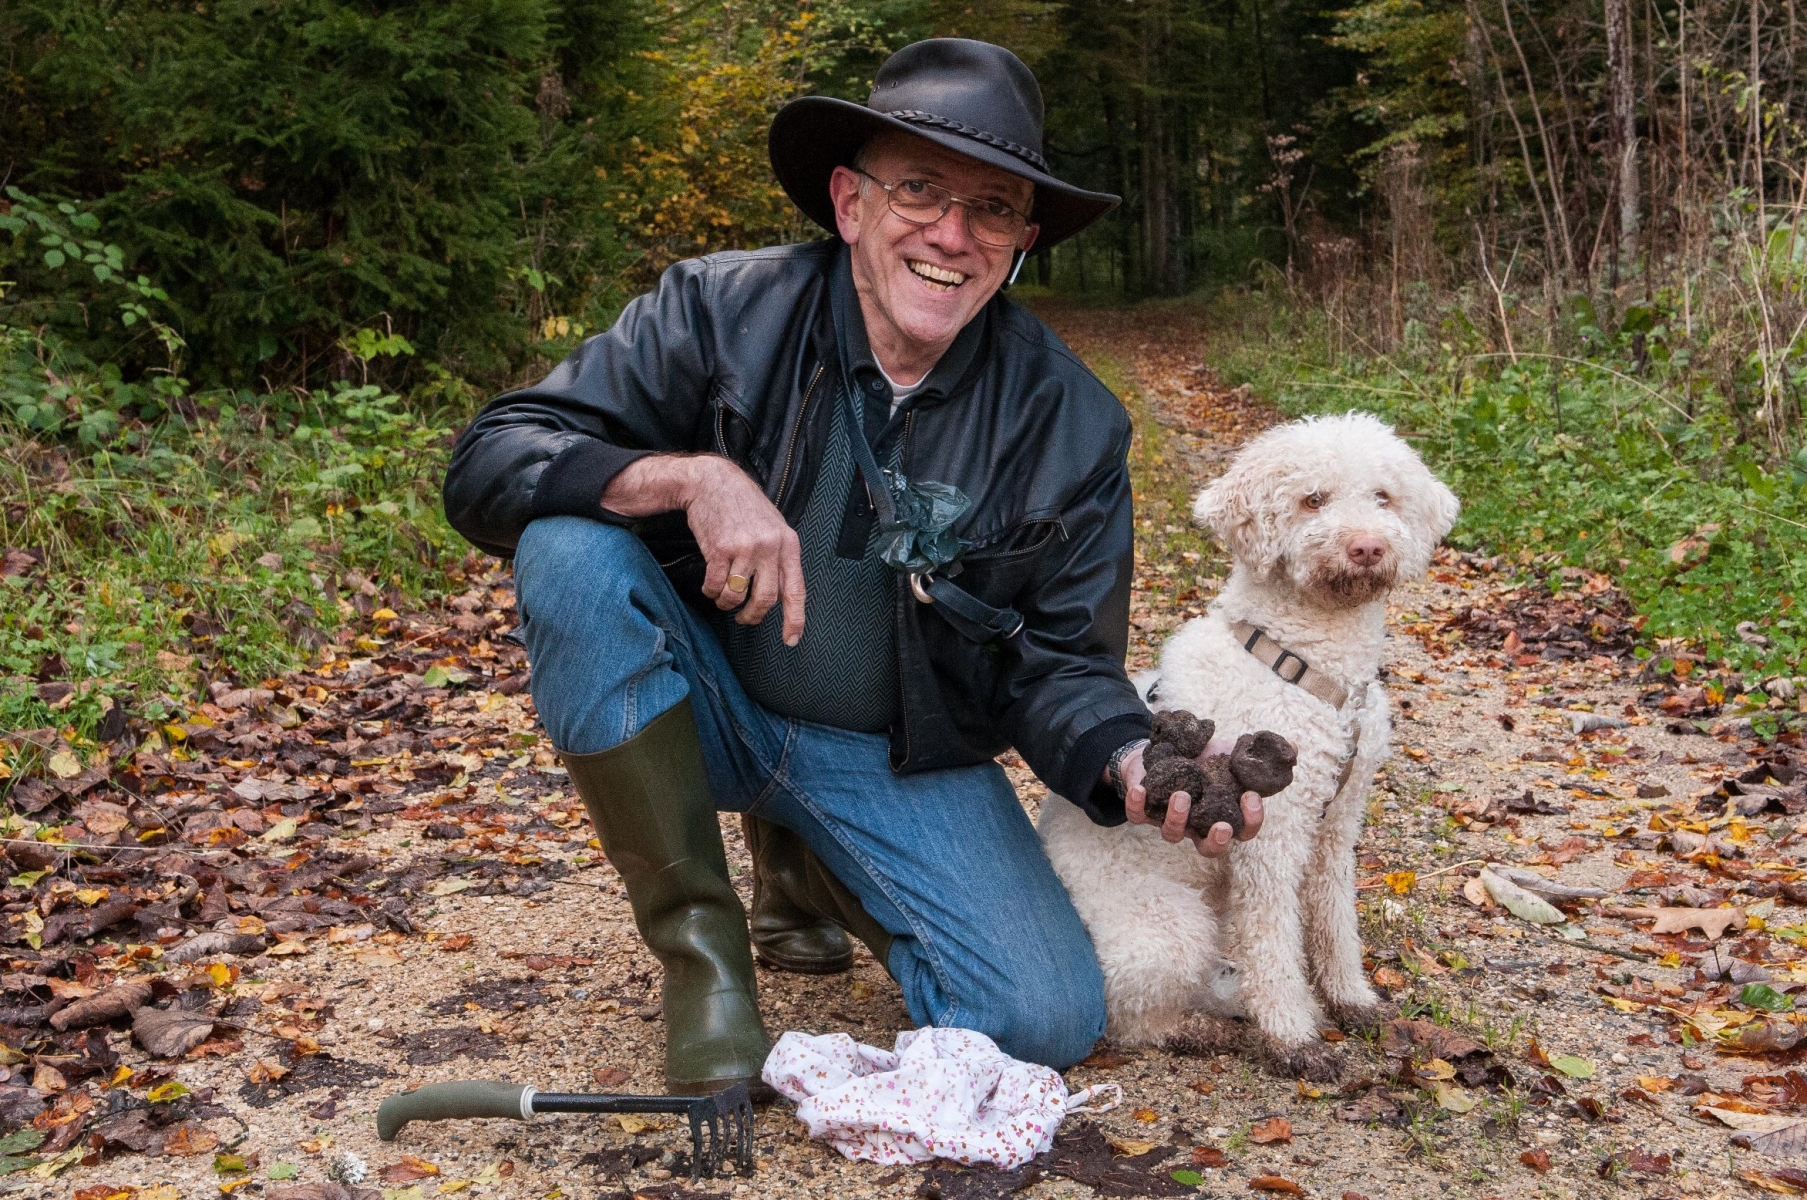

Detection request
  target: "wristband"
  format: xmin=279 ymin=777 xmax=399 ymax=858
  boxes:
xmin=1106 ymin=738 xmax=1150 ymax=800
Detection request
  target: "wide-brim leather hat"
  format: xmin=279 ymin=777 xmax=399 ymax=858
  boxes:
xmin=769 ymin=38 xmax=1119 ymax=251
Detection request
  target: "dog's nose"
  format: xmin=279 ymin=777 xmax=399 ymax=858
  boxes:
xmin=1347 ymin=536 xmax=1388 ymax=566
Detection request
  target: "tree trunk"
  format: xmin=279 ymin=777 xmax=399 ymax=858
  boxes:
xmin=1606 ymin=0 xmax=1640 ymax=263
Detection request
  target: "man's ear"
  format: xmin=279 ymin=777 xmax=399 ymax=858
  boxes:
xmin=1019 ymin=224 xmax=1040 ymax=252
xmin=829 ymin=165 xmax=866 ymax=245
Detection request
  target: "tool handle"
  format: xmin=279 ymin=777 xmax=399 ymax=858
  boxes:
xmin=377 ymin=1080 xmax=534 ymax=1141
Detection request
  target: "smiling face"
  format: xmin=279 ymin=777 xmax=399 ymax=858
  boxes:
xmin=829 ymin=131 xmax=1039 ymax=382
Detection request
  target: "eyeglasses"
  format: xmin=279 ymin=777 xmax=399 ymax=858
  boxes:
xmin=853 ymin=169 xmax=1031 ymax=249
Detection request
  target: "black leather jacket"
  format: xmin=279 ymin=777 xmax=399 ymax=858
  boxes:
xmin=443 ymin=239 xmax=1148 ymax=823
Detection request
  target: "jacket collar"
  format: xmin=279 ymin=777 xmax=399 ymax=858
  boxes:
xmin=828 ymin=242 xmax=986 ymax=413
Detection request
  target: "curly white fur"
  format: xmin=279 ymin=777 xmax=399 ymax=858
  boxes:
xmin=1040 ymin=412 xmax=1459 ymax=1077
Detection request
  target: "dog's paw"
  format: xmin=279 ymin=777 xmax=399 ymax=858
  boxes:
xmin=1326 ymin=999 xmax=1390 ymax=1036
xmin=1264 ymin=1037 xmax=1343 ymax=1083
xmin=1163 ymin=1012 xmax=1245 ymax=1058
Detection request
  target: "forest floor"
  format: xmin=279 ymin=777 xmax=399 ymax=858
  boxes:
xmin=7 ymin=305 xmax=1807 ymax=1200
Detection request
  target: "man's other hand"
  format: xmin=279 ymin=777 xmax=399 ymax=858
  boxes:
xmin=1118 ymin=743 xmax=1263 ymax=856
xmin=601 ymin=454 xmax=807 ymax=646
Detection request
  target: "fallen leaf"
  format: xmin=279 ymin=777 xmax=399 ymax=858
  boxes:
xmin=1521 ymin=1148 xmax=1553 ymax=1172
xmin=1550 ymin=1055 xmax=1595 ymax=1079
xmin=439 ymin=935 xmax=474 ymax=952
xmin=428 ymin=879 xmax=474 ymax=897
xmin=1722 ymin=1020 xmax=1803 ymax=1055
xmin=48 ymin=979 xmax=153 ymax=1031
xmin=1248 ymin=1117 xmax=1292 ymax=1144
xmin=1462 ymin=876 xmax=1492 ymax=908
xmin=1745 ymin=983 xmax=1795 ymax=1012
xmin=1384 ymin=871 xmax=1416 ymax=894
xmin=1419 ymin=1058 xmax=1457 ymax=1081
xmin=1735 ymin=1122 xmax=1807 ymax=1157
xmin=247 ymin=1061 xmax=290 ymax=1084
xmin=1107 ymin=1136 xmax=1160 ymax=1156
xmin=161 ymin=1123 xmax=219 ymax=1156
xmin=1078 ymin=1048 xmax=1134 ymax=1069
xmin=1248 ymin=1176 xmax=1305 ymax=1194
xmin=616 ymin=1115 xmax=649 ymax=1134
xmin=1193 ymin=1147 xmax=1229 ymax=1167
xmin=592 ymin=1067 xmax=631 ymax=1087
xmin=45 ymin=750 xmax=81 ymax=779
xmin=1132 ymin=1107 xmax=1159 ymax=1123
xmin=133 ymin=1007 xmax=217 ymax=1057
xmin=1434 ymin=1083 xmax=1477 ymax=1112
xmin=1479 ymin=868 xmax=1565 ymax=924
xmin=353 ymin=947 xmax=403 ymax=967
xmin=1623 ymin=906 xmax=1746 ymax=940
xmin=1703 ymin=1106 xmax=1800 ymax=1132
xmin=1742 ymin=1167 xmax=1807 ymax=1194
xmin=380 ymin=1156 xmax=439 ymax=1183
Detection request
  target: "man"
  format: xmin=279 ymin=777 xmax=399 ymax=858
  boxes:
xmin=442 ymin=38 xmax=1262 ymax=1095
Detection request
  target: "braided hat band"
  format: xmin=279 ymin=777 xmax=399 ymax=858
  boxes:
xmin=884 ymin=110 xmax=1050 ymax=174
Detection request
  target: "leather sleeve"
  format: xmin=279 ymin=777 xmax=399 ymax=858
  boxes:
xmin=441 ymin=258 xmax=719 ymax=556
xmin=997 ymin=434 xmax=1151 ymax=825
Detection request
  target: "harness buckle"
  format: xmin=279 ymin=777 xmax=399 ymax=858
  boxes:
xmin=1270 ymin=649 xmax=1309 ymax=684
xmin=909 ymin=572 xmax=935 ymax=604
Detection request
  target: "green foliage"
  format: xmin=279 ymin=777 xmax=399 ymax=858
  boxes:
xmin=1327 ymin=0 xmax=1474 ymax=221
xmin=1210 ymin=287 xmax=1807 ymax=676
xmin=0 ymin=311 xmax=461 ymax=736
xmin=4 ymin=0 xmax=654 ymax=388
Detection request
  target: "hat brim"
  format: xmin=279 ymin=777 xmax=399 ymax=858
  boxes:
xmin=769 ymin=96 xmax=1119 ymax=252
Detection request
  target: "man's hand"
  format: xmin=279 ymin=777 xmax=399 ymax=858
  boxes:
xmin=601 ymin=454 xmax=806 ymax=645
xmin=1116 ymin=743 xmax=1263 ymax=856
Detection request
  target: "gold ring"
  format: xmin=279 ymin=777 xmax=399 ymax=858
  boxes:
xmin=725 ymin=573 xmax=750 ymax=593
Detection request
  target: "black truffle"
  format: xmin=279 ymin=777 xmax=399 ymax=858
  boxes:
xmin=1228 ymin=730 xmax=1298 ymax=797
xmin=1142 ymin=754 xmax=1246 ymax=838
xmin=1149 ymin=709 xmax=1214 ymax=759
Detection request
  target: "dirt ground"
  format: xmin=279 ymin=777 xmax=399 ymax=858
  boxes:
xmin=14 ymin=306 xmax=1807 ymax=1200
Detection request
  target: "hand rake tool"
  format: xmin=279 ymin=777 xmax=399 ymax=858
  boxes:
xmin=376 ymin=1079 xmax=755 ymax=1181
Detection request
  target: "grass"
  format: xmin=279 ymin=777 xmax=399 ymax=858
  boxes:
xmin=0 ymin=370 xmax=468 ymax=745
xmin=1202 ymin=287 xmax=1807 ymax=682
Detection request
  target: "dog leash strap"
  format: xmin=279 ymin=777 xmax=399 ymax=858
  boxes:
xmin=1228 ymin=621 xmax=1349 ymax=710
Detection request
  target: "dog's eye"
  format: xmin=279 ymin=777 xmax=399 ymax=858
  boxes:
xmin=1302 ymin=491 xmax=1325 ymax=510
xmin=1375 ymin=491 xmax=1391 ymax=507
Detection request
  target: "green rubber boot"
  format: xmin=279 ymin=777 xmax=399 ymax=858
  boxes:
xmin=561 ymin=700 xmax=769 ymax=1094
xmin=742 ymin=815 xmax=855 ymax=974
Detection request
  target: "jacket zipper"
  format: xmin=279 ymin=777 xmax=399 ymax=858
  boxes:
xmin=773 ymin=363 xmax=826 ymax=508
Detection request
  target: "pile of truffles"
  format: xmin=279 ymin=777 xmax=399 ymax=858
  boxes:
xmin=1141 ymin=709 xmax=1298 ymax=837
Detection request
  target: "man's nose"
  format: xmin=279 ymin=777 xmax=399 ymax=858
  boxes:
xmin=1347 ymin=536 xmax=1388 ymax=566
xmin=921 ymin=202 xmax=980 ymax=251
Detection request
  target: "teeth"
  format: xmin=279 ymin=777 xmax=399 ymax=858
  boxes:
xmin=908 ymin=260 xmax=966 ymax=290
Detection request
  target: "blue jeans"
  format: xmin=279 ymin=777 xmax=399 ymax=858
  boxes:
xmin=513 ymin=516 xmax=1106 ymax=1069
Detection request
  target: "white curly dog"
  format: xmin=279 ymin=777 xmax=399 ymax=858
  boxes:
xmin=1040 ymin=412 xmax=1459 ymax=1080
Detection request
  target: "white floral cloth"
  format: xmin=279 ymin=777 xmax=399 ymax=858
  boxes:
xmin=761 ymin=1027 xmax=1121 ymax=1168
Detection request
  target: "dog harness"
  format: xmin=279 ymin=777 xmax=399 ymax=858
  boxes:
xmin=1227 ymin=621 xmax=1369 ymax=811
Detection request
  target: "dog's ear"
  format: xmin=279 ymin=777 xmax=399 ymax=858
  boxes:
xmin=1395 ymin=464 xmax=1461 ymax=576
xmin=1194 ymin=463 xmax=1283 ymax=576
